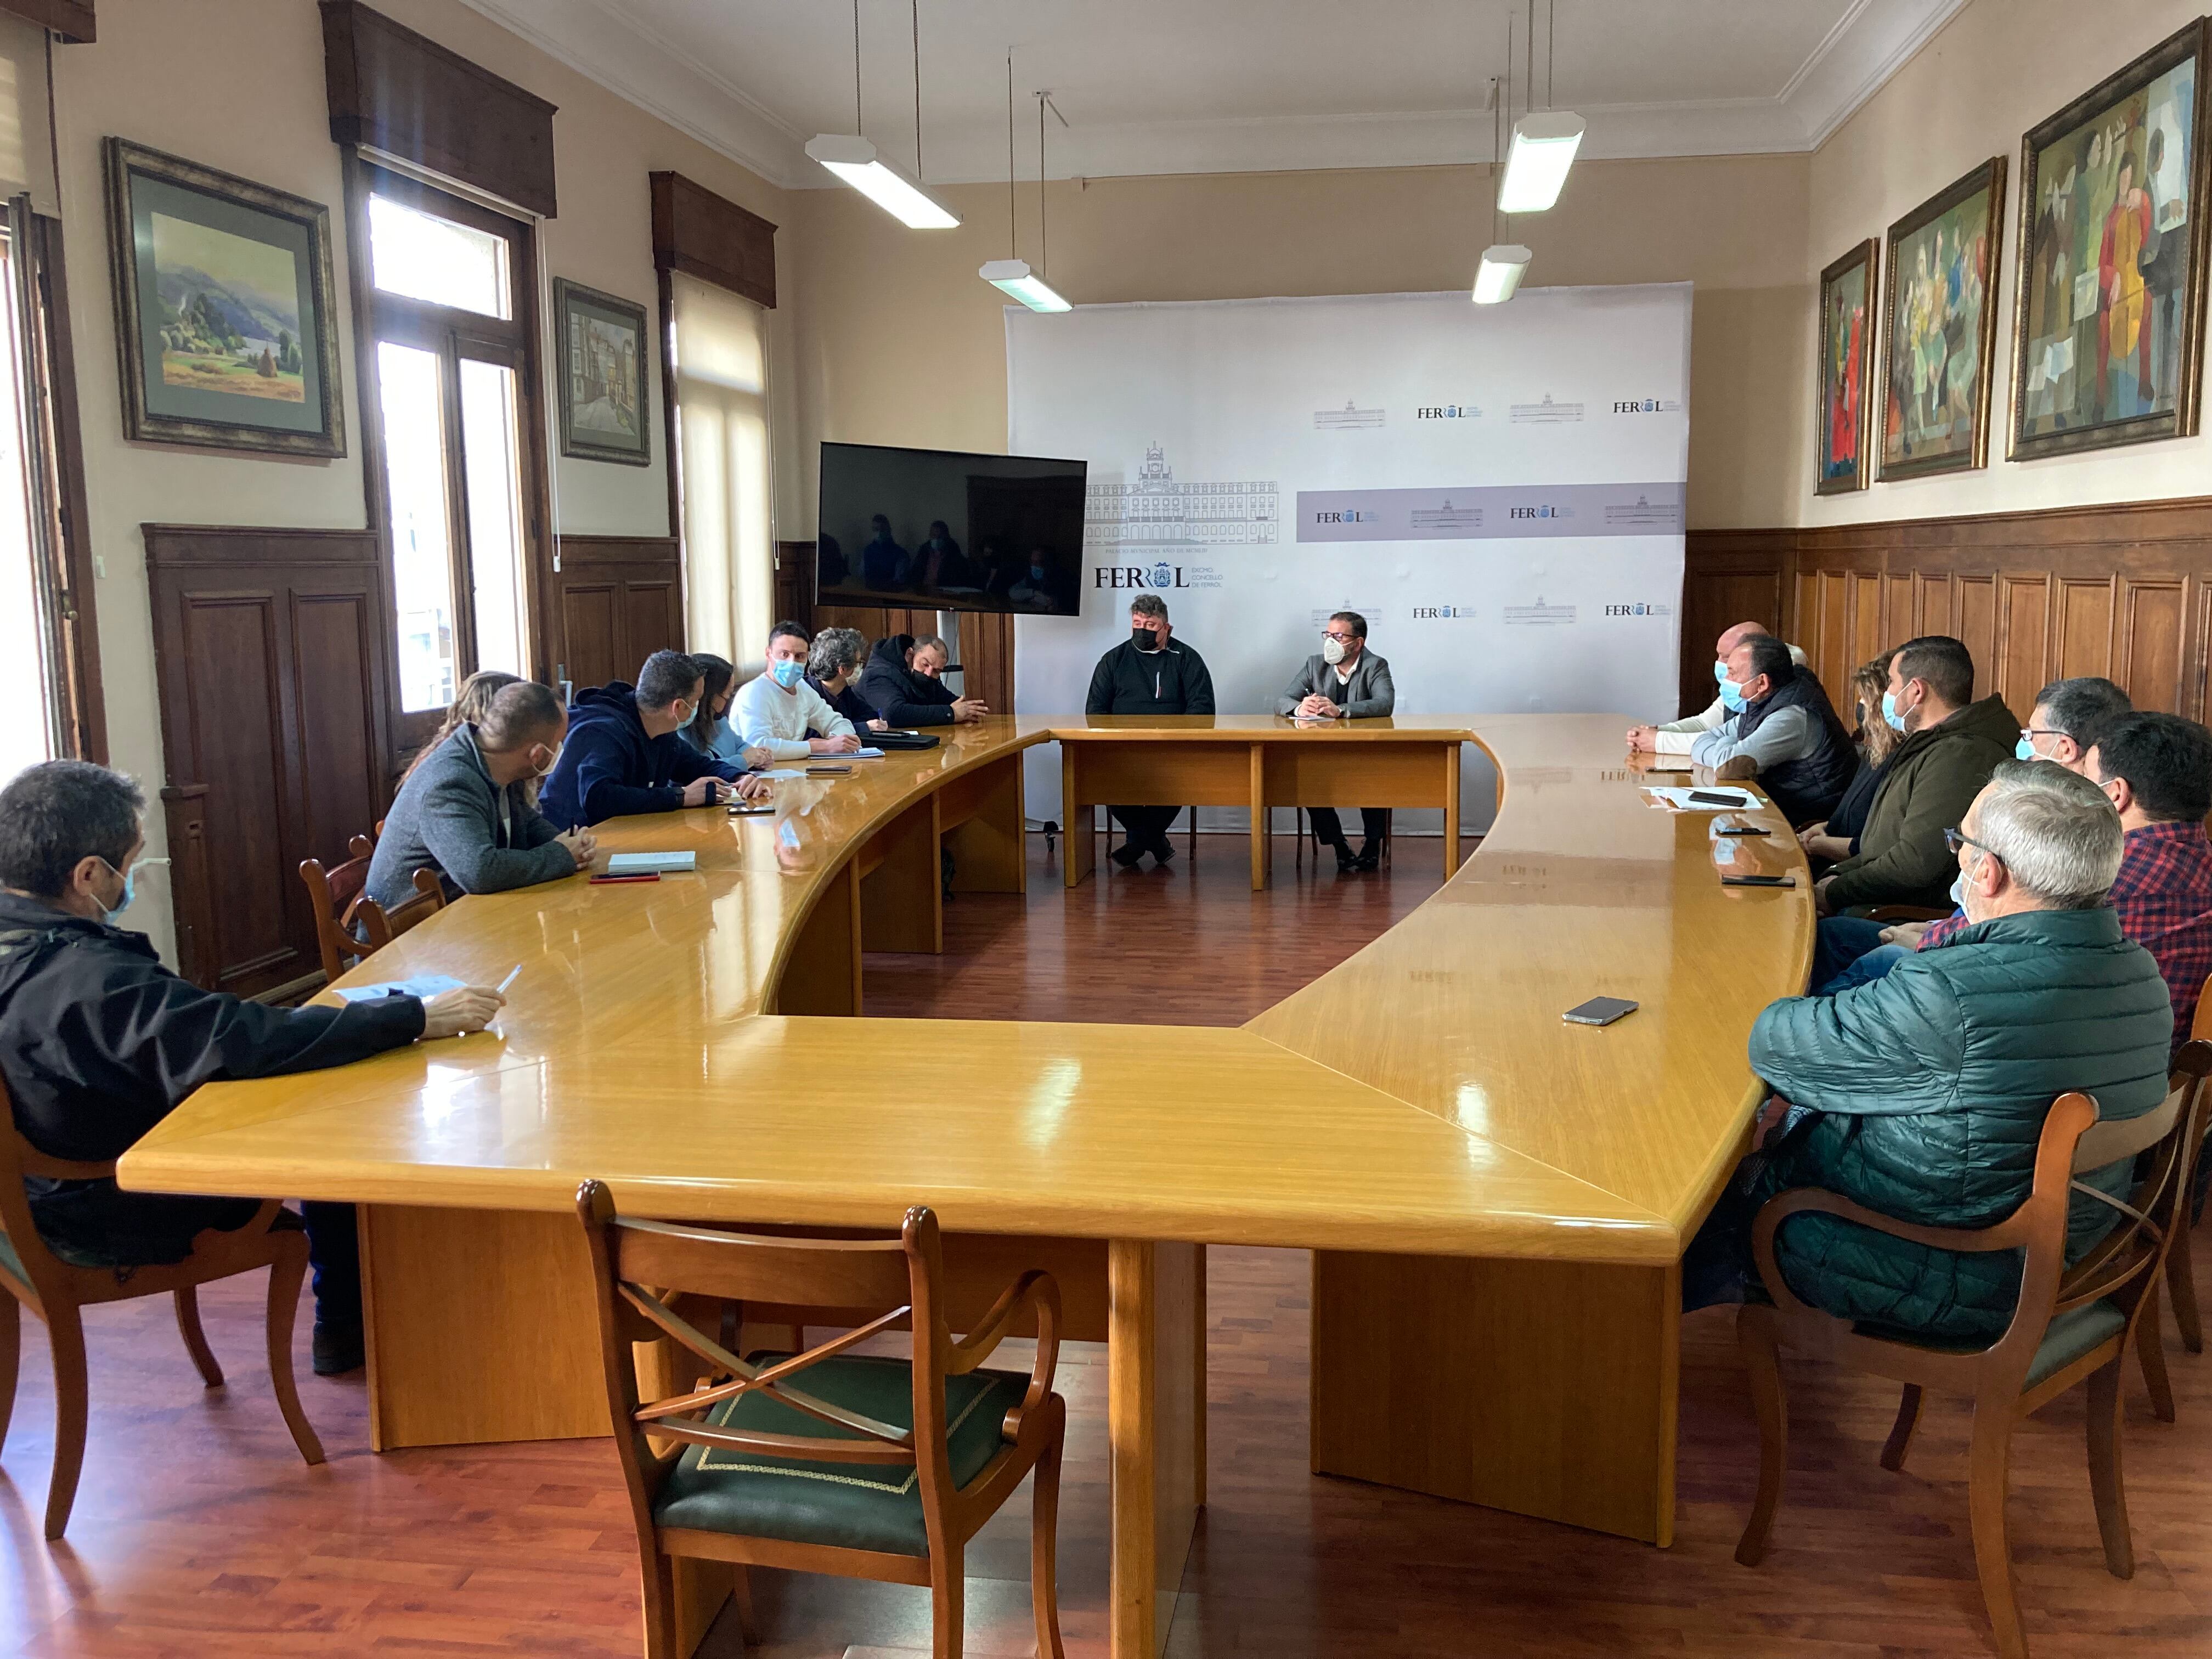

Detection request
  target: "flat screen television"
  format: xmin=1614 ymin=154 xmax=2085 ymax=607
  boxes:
xmin=814 ymin=441 xmax=1086 ymax=617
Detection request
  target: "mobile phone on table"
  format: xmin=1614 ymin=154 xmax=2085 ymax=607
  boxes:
xmin=1563 ymin=996 xmax=1639 ymax=1027
xmin=1715 ymin=824 xmax=1771 ymax=837
xmin=1690 ymin=789 xmax=1749 ymax=806
xmin=727 ymin=803 xmax=774 ymax=817
xmin=1720 ymin=873 xmax=1795 ymax=888
xmin=807 ymin=764 xmax=853 ymax=775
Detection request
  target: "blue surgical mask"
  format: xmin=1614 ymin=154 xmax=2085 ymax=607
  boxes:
xmin=2015 ymin=736 xmax=2037 ymax=762
xmin=95 ymin=855 xmax=166 ymax=924
xmin=1949 ymin=868 xmax=1968 ymax=910
xmin=1713 ymin=659 xmax=1730 ymax=685
xmin=1718 ymin=677 xmax=1753 ymax=713
xmin=771 ymin=659 xmax=805 ymax=690
xmin=1881 ymin=691 xmax=1906 ymax=732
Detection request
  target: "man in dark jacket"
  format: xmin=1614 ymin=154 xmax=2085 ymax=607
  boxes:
xmin=1688 ymin=635 xmax=1858 ymax=826
xmin=0 ymin=762 xmax=504 ymax=1372
xmin=540 ymin=650 xmax=770 ymax=830
xmin=367 ymin=679 xmax=596 ymax=909
xmin=1817 ymin=635 xmax=2015 ymax=914
xmin=1688 ymin=761 xmax=2172 ymax=1341
xmin=861 ymin=634 xmax=988 ymax=727
xmin=1086 ymin=595 xmax=1216 ymax=867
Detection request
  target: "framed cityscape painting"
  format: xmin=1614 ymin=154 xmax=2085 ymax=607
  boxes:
xmin=103 ymin=138 xmax=345 ymax=456
xmin=1815 ymin=238 xmax=1878 ymax=495
xmin=1879 ymin=156 xmax=2007 ymax=481
xmin=554 ymin=278 xmax=651 ymax=466
xmin=2010 ymin=20 xmax=2211 ymax=461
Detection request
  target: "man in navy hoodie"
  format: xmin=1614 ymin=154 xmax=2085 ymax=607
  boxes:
xmin=541 ymin=650 xmax=771 ymax=830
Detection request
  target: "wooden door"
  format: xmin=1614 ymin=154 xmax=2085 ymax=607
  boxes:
xmin=547 ymin=534 xmax=684 ymax=692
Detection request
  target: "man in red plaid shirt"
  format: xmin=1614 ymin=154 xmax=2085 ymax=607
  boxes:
xmin=1875 ymin=713 xmax=2212 ymax=1046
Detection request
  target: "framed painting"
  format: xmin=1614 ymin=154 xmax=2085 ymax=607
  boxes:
xmin=554 ymin=278 xmax=651 ymax=466
xmin=2010 ymin=20 xmax=2212 ymax=461
xmin=1815 ymin=238 xmax=1878 ymax=495
xmin=103 ymin=138 xmax=345 ymax=458
xmin=1878 ymin=156 xmax=2007 ymax=481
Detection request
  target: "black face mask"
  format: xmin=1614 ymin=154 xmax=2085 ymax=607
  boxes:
xmin=1132 ymin=626 xmax=1159 ymax=651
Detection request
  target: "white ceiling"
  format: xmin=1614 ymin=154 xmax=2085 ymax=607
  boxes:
xmin=458 ymin=0 xmax=1968 ymax=190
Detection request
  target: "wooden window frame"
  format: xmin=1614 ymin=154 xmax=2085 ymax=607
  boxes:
xmin=343 ymin=153 xmax=552 ymax=761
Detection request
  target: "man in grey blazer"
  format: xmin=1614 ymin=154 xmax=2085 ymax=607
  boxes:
xmin=1275 ymin=610 xmax=1396 ymax=871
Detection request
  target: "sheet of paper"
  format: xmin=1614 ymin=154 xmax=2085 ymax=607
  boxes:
xmin=763 ymin=768 xmax=809 ymax=779
xmin=332 ymin=974 xmax=462 ymax=1004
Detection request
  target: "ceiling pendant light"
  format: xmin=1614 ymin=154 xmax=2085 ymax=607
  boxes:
xmin=1472 ymin=64 xmax=1527 ymax=304
xmin=809 ymin=1 xmax=960 ymax=229
xmin=1498 ymin=2 xmax=1581 ymax=213
xmin=980 ymin=64 xmax=1070 ymax=313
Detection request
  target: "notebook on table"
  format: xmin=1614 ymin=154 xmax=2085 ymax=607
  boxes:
xmin=606 ymin=851 xmax=697 ymax=874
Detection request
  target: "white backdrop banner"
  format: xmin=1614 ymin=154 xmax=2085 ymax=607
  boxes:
xmin=1006 ymin=284 xmax=1691 ymax=833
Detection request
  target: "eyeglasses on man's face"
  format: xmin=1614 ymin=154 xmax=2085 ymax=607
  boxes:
xmin=1323 ymin=629 xmax=1357 ymax=644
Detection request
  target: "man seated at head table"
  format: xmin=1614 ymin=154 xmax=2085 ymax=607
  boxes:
xmin=806 ymin=627 xmax=889 ymax=733
xmin=1687 ymin=634 xmax=1858 ymax=827
xmin=1086 ymin=594 xmax=1217 ymax=868
xmin=1273 ymin=610 xmax=1397 ymax=872
xmin=1810 ymin=634 xmax=2016 ymax=926
xmin=861 ymin=633 xmax=990 ymax=727
xmin=367 ymin=678 xmax=598 ymax=911
xmin=0 ymin=763 xmax=506 ymax=1374
xmin=2015 ymin=674 xmax=2131 ymax=772
xmin=736 ymin=622 xmax=864 ymax=761
xmin=1819 ymin=713 xmax=2212 ymax=1032
xmin=541 ymin=650 xmax=771 ymax=830
xmin=1627 ymin=620 xmax=1807 ymax=755
xmin=1684 ymin=761 xmax=2174 ymax=1341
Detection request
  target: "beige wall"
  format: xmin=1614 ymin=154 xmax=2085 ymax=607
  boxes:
xmin=54 ymin=0 xmax=794 ymax=962
xmin=1800 ymin=0 xmax=2208 ymax=526
xmin=785 ymin=154 xmax=1812 ymax=536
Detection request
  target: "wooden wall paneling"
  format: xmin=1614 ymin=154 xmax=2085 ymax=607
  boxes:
xmin=1814 ymin=570 xmax=1849 ymax=705
xmin=1917 ymin=571 xmax=1954 ymax=640
xmin=144 ymin=526 xmax=393 ymax=996
xmin=774 ymin=538 xmax=813 ymax=633
xmin=1882 ymin=573 xmax=1915 ymax=651
xmin=1953 ymin=575 xmax=1997 ymax=700
xmin=1994 ymin=573 xmax=2048 ymax=718
xmin=320 ymin=1 xmax=558 ymax=217
xmin=1678 ymin=530 xmax=1791 ymax=719
xmin=1847 ymin=571 xmax=1884 ymax=682
xmin=2120 ymin=579 xmax=2187 ymax=713
xmin=548 ymin=534 xmax=682 ymax=692
xmin=2054 ymin=577 xmax=2117 ymax=682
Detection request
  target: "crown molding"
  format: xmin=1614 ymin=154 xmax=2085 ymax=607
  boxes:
xmin=448 ymin=0 xmax=1968 ymax=191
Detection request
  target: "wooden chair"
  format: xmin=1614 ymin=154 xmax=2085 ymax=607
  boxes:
xmin=2166 ymin=972 xmax=2212 ymax=1359
xmin=1734 ymin=1042 xmax=2212 ymax=1659
xmin=300 ymin=838 xmax=447 ymax=985
xmin=0 ymin=1080 xmax=324 ymax=1540
xmin=577 ymin=1182 xmax=1068 ymax=1659
xmin=1293 ymin=808 xmax=1393 ymax=872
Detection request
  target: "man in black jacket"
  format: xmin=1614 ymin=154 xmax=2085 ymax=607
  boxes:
xmin=1687 ymin=634 xmax=1858 ymax=826
xmin=860 ymin=634 xmax=989 ymax=727
xmin=1085 ymin=595 xmax=1217 ymax=866
xmin=0 ymin=762 xmax=504 ymax=1373
xmin=539 ymin=649 xmax=770 ymax=830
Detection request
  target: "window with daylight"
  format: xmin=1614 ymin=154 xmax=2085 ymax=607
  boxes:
xmin=357 ymin=163 xmax=541 ymax=739
xmin=670 ymin=270 xmax=773 ymax=675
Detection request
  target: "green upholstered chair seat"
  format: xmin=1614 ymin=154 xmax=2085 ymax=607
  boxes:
xmin=0 ymin=1224 xmax=22 ymax=1287
xmin=652 ymin=1353 xmax=1026 ymax=1557
xmin=1853 ymin=1298 xmax=2129 ymax=1391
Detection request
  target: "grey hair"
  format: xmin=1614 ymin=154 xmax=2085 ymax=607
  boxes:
xmin=910 ymin=634 xmax=949 ymax=658
xmin=1972 ymin=759 xmax=2122 ymax=908
xmin=808 ymin=625 xmax=865 ymax=679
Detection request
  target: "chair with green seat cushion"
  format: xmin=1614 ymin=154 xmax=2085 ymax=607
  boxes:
xmin=1733 ymin=1042 xmax=2212 ymax=1659
xmin=576 ymin=1183 xmax=1069 ymax=1659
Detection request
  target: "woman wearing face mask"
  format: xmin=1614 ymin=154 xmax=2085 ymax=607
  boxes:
xmin=366 ymin=676 xmax=597 ymax=909
xmin=676 ymin=654 xmax=775 ymax=770
xmin=1799 ymin=654 xmax=1904 ymax=866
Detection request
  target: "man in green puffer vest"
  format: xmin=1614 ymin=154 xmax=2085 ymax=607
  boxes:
xmin=1689 ymin=761 xmax=2172 ymax=1341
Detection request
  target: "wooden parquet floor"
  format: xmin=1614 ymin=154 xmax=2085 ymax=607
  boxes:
xmin=5 ymin=832 xmax=2210 ymax=1658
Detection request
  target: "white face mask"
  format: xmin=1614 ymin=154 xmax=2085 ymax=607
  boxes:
xmin=1949 ymin=867 xmax=1968 ymax=912
xmin=534 ymin=741 xmax=563 ymax=778
xmin=1321 ymin=636 xmax=1347 ymax=666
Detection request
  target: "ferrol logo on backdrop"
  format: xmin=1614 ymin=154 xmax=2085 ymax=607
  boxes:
xmin=1611 ymin=396 xmax=1684 ymax=414
xmin=1092 ymin=562 xmax=1224 ymax=591
xmin=1412 ymin=605 xmax=1478 ymax=619
xmin=1414 ymin=402 xmax=1482 ymax=420
xmin=1602 ymin=602 xmax=1674 ymax=617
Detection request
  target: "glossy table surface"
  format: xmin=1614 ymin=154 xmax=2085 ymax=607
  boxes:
xmin=121 ymin=714 xmax=1812 ymax=1265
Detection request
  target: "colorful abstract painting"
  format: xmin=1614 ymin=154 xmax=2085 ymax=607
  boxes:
xmin=1881 ymin=157 xmax=2006 ymax=480
xmin=1816 ymin=240 xmax=1876 ymax=494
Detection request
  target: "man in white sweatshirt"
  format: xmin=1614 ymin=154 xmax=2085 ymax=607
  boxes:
xmin=1627 ymin=620 xmax=1809 ymax=756
xmin=734 ymin=621 xmax=865 ymax=761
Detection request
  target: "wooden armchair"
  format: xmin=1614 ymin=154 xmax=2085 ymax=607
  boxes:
xmin=576 ymin=1183 xmax=1068 ymax=1659
xmin=1735 ymin=1042 xmax=2212 ymax=1659
xmin=0 ymin=1080 xmax=324 ymax=1540
xmin=2166 ymin=975 xmax=2212 ymax=1359
xmin=300 ymin=834 xmax=446 ymax=985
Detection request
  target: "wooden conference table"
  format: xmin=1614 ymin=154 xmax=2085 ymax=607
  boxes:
xmin=120 ymin=713 xmax=1812 ymax=1658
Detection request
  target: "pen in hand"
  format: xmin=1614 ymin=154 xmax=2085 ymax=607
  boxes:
xmin=496 ymin=964 xmax=522 ymax=996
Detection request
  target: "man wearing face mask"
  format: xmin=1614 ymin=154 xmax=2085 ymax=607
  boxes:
xmin=0 ymin=761 xmax=507 ymax=1374
xmin=1686 ymin=634 xmax=1857 ymax=826
xmin=1627 ymin=620 xmax=1807 ymax=754
xmin=541 ymin=649 xmax=771 ymax=830
xmin=1274 ymin=611 xmax=1397 ymax=871
xmin=1683 ymin=761 xmax=2172 ymax=1341
xmin=860 ymin=633 xmax=988 ymax=726
xmin=1812 ymin=635 xmax=2015 ymax=921
xmin=366 ymin=679 xmax=596 ymax=909
xmin=736 ymin=620 xmax=866 ymax=760
xmin=1007 ymin=550 xmax=1060 ymax=611
xmin=2016 ymin=675 xmax=2131 ymax=771
xmin=1086 ymin=595 xmax=1217 ymax=867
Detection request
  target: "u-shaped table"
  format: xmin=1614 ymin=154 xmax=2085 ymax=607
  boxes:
xmin=121 ymin=714 xmax=1812 ymax=1658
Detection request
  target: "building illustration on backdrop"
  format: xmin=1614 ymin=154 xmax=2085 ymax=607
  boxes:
xmin=1086 ymin=443 xmax=1279 ymax=549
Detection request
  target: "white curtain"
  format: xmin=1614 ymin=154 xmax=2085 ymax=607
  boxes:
xmin=672 ymin=271 xmax=773 ymax=675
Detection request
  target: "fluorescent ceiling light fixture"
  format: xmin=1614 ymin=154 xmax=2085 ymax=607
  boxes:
xmin=1497 ymin=112 xmax=1584 ymax=213
xmin=980 ymin=258 xmax=1070 ymax=313
xmin=805 ymin=134 xmax=961 ymax=229
xmin=1472 ymin=244 xmax=1531 ymax=305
